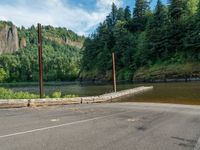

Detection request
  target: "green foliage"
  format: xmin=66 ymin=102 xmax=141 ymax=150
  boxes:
xmin=186 ymin=0 xmax=198 ymax=15
xmin=124 ymin=6 xmax=131 ymax=21
xmin=51 ymin=91 xmax=62 ymax=98
xmin=0 ymin=68 xmax=7 ymax=82
xmin=0 ymin=88 xmax=79 ymax=99
xmin=63 ymin=94 xmax=78 ymax=98
xmin=133 ymin=0 xmax=150 ymax=18
xmin=81 ymin=1 xmax=200 ymax=81
xmin=133 ymin=62 xmax=200 ymax=81
xmin=0 ymin=24 xmax=83 ymax=82
xmin=0 ymin=88 xmax=39 ymax=99
xmin=50 ymin=91 xmax=78 ymax=98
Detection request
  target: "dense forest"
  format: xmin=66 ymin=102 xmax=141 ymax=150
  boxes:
xmin=0 ymin=22 xmax=84 ymax=82
xmin=1 ymin=0 xmax=200 ymax=83
xmin=80 ymin=0 xmax=200 ymax=82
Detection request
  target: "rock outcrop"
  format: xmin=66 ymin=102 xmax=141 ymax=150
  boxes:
xmin=64 ymin=37 xmax=83 ymax=49
xmin=20 ymin=37 xmax=26 ymax=48
xmin=0 ymin=24 xmax=19 ymax=54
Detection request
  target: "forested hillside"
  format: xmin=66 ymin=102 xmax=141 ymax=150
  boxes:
xmin=80 ymin=0 xmax=200 ymax=82
xmin=0 ymin=22 xmax=84 ymax=82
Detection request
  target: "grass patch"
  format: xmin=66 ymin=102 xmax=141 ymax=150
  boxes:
xmin=0 ymin=88 xmax=79 ymax=99
xmin=63 ymin=94 xmax=78 ymax=98
xmin=0 ymin=88 xmax=39 ymax=99
xmin=51 ymin=91 xmax=62 ymax=98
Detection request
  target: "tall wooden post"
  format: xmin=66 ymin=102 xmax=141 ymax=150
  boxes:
xmin=38 ymin=23 xmax=44 ymax=98
xmin=112 ymin=52 xmax=117 ymax=92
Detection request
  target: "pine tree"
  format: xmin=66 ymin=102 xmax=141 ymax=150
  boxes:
xmin=147 ymin=0 xmax=169 ymax=61
xmin=124 ymin=6 xmax=131 ymax=21
xmin=184 ymin=0 xmax=200 ymax=60
xmin=129 ymin=0 xmax=150 ymax=32
xmin=167 ymin=0 xmax=187 ymax=54
xmin=169 ymin=0 xmax=186 ymax=21
xmin=154 ymin=0 xmax=168 ymax=27
xmin=133 ymin=0 xmax=149 ymax=18
xmin=117 ymin=8 xmax=125 ymax=21
xmin=110 ymin=3 xmax=118 ymax=26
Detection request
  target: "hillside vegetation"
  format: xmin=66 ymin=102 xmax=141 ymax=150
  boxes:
xmin=80 ymin=0 xmax=200 ymax=82
xmin=0 ymin=23 xmax=84 ymax=82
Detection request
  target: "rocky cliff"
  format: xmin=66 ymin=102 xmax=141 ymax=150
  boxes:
xmin=0 ymin=23 xmax=19 ymax=54
xmin=19 ymin=37 xmax=26 ymax=48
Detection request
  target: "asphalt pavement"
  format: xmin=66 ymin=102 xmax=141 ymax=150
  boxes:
xmin=0 ymin=103 xmax=200 ymax=150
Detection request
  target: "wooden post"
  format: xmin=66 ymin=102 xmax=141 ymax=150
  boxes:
xmin=112 ymin=52 xmax=117 ymax=92
xmin=38 ymin=23 xmax=44 ymax=98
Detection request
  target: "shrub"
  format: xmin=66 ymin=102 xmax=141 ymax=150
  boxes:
xmin=0 ymin=68 xmax=7 ymax=83
xmin=51 ymin=91 xmax=62 ymax=98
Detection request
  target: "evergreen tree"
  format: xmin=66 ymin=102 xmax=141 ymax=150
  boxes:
xmin=147 ymin=0 xmax=169 ymax=61
xmin=167 ymin=0 xmax=187 ymax=54
xmin=109 ymin=3 xmax=118 ymax=27
xmin=133 ymin=0 xmax=149 ymax=18
xmin=124 ymin=6 xmax=131 ymax=21
xmin=169 ymin=0 xmax=186 ymax=21
xmin=184 ymin=0 xmax=200 ymax=60
xmin=129 ymin=0 xmax=150 ymax=32
xmin=81 ymin=0 xmax=200 ymax=81
xmin=117 ymin=8 xmax=125 ymax=21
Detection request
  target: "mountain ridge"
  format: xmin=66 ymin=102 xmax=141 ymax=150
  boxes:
xmin=0 ymin=21 xmax=84 ymax=54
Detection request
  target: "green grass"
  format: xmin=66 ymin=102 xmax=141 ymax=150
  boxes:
xmin=0 ymin=88 xmax=39 ymax=99
xmin=63 ymin=94 xmax=78 ymax=98
xmin=51 ymin=91 xmax=62 ymax=98
xmin=0 ymin=88 xmax=79 ymax=99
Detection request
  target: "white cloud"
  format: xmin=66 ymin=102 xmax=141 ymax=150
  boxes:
xmin=97 ymin=0 xmax=122 ymax=8
xmin=0 ymin=0 xmax=123 ymax=36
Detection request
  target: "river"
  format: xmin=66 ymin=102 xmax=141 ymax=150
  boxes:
xmin=2 ymin=82 xmax=200 ymax=105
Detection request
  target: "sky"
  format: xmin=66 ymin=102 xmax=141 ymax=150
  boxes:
xmin=0 ymin=0 xmax=168 ymax=36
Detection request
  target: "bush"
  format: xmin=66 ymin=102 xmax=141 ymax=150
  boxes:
xmin=0 ymin=68 xmax=7 ymax=83
xmin=51 ymin=91 xmax=62 ymax=98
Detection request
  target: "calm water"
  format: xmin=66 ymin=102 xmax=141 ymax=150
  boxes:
xmin=3 ymin=82 xmax=200 ymax=105
xmin=8 ymin=83 xmax=137 ymax=97
xmin=119 ymin=82 xmax=200 ymax=105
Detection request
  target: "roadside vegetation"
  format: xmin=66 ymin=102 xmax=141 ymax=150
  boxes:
xmin=51 ymin=91 xmax=78 ymax=98
xmin=0 ymin=88 xmax=39 ymax=99
xmin=0 ymin=88 xmax=78 ymax=99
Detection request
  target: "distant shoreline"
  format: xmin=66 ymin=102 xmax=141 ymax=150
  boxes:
xmin=1 ymin=78 xmax=200 ymax=87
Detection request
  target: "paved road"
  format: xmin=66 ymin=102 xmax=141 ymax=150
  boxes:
xmin=0 ymin=103 xmax=200 ymax=150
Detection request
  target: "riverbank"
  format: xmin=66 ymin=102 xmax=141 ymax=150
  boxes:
xmin=133 ymin=62 xmax=200 ymax=82
xmin=80 ymin=62 xmax=200 ymax=83
xmin=0 ymin=86 xmax=153 ymax=108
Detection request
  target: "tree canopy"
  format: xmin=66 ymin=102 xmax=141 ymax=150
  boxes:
xmin=81 ymin=0 xmax=200 ymax=81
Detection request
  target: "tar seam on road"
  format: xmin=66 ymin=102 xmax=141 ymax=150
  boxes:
xmin=0 ymin=110 xmax=130 ymax=139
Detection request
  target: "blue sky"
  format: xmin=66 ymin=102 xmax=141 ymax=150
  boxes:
xmin=0 ymin=0 xmax=168 ymax=36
